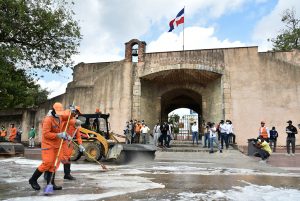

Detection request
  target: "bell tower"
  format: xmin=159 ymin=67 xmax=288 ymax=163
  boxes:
xmin=125 ymin=39 xmax=146 ymax=62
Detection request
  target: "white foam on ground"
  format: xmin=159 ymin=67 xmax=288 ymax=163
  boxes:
xmin=139 ymin=165 xmax=300 ymax=177
xmin=0 ymin=157 xmax=111 ymax=171
xmin=4 ymin=175 xmax=165 ymax=201
xmin=177 ymin=181 xmax=300 ymax=201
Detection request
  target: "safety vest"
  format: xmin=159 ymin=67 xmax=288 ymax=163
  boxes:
xmin=260 ymin=127 xmax=268 ymax=139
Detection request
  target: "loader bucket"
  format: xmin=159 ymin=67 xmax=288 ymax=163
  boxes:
xmin=107 ymin=144 xmax=157 ymax=164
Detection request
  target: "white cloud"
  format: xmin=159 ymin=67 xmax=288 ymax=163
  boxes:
xmin=252 ymin=0 xmax=300 ymax=51
xmin=70 ymin=0 xmax=249 ymax=63
xmin=37 ymin=79 xmax=70 ymax=99
xmin=147 ymin=26 xmax=245 ymax=52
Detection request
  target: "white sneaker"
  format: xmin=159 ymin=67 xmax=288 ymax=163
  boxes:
xmin=259 ymin=160 xmax=267 ymax=163
xmin=291 ymin=153 xmax=295 ymax=156
xmin=285 ymin=153 xmax=290 ymax=156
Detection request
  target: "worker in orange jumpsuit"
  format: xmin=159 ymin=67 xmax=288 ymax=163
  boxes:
xmin=43 ymin=106 xmax=84 ymax=181
xmin=8 ymin=123 xmax=17 ymax=142
xmin=61 ymin=115 xmax=85 ymax=180
xmin=29 ymin=102 xmax=71 ymax=191
xmin=0 ymin=126 xmax=7 ymax=141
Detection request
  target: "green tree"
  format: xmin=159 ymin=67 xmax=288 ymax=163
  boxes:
xmin=0 ymin=0 xmax=81 ymax=73
xmin=0 ymin=58 xmax=49 ymax=109
xmin=269 ymin=8 xmax=300 ymax=51
xmin=0 ymin=0 xmax=81 ymax=108
xmin=168 ymin=114 xmax=180 ymax=134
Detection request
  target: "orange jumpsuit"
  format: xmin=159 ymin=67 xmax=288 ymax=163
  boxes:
xmin=61 ymin=118 xmax=83 ymax=164
xmin=38 ymin=116 xmax=64 ymax=173
xmin=9 ymin=127 xmax=17 ymax=142
xmin=1 ymin=130 xmax=7 ymax=137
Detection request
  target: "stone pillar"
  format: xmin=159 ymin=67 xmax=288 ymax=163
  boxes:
xmin=132 ymin=78 xmax=141 ymax=120
xmin=222 ymin=71 xmax=232 ymax=120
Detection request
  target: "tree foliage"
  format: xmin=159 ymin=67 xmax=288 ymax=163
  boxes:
xmin=269 ymin=8 xmax=300 ymax=51
xmin=0 ymin=0 xmax=81 ymax=109
xmin=0 ymin=58 xmax=49 ymax=109
xmin=0 ymin=0 xmax=81 ymax=73
xmin=168 ymin=114 xmax=180 ymax=134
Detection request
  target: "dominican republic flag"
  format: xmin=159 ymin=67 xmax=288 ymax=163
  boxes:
xmin=168 ymin=8 xmax=184 ymax=32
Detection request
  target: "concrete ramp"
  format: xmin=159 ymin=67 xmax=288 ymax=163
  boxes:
xmin=0 ymin=142 xmax=24 ymax=156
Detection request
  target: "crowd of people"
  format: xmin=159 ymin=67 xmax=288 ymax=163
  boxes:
xmin=124 ymin=120 xmax=174 ymax=148
xmin=257 ymin=120 xmax=298 ymax=159
xmin=202 ymin=119 xmax=236 ymax=154
xmin=0 ymin=123 xmax=23 ymax=143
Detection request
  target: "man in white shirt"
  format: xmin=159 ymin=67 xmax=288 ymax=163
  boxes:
xmin=140 ymin=124 xmax=150 ymax=144
xmin=219 ymin=120 xmax=228 ymax=150
xmin=153 ymin=123 xmax=161 ymax=146
xmin=191 ymin=122 xmax=199 ymax=145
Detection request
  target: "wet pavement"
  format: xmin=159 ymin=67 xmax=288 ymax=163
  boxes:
xmin=0 ymin=148 xmax=300 ymax=201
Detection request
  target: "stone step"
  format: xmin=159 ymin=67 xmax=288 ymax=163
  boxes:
xmin=0 ymin=142 xmax=24 ymax=156
xmin=157 ymin=147 xmax=235 ymax=152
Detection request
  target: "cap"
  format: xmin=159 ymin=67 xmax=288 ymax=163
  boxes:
xmin=53 ymin=102 xmax=64 ymax=115
xmin=287 ymin=120 xmax=292 ymax=124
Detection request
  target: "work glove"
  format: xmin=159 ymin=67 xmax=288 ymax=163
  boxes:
xmin=57 ymin=132 xmax=67 ymax=139
xmin=66 ymin=135 xmax=73 ymax=141
xmin=69 ymin=105 xmax=76 ymax=114
xmin=79 ymin=144 xmax=85 ymax=152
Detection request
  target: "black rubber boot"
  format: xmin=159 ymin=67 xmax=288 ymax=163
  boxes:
xmin=29 ymin=168 xmax=43 ymax=190
xmin=43 ymin=171 xmax=49 ymax=181
xmin=46 ymin=172 xmax=62 ymax=190
xmin=64 ymin=164 xmax=76 ymax=180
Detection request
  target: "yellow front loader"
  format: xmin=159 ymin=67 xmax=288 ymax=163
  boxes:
xmin=71 ymin=113 xmax=156 ymax=164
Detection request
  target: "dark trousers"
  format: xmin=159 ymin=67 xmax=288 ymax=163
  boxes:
xmin=269 ymin=139 xmax=277 ymax=152
xmin=166 ymin=135 xmax=171 ymax=147
xmin=220 ymin=133 xmax=229 ymax=149
xmin=229 ymin=133 xmax=236 ymax=144
xmin=286 ymin=137 xmax=296 ymax=154
xmin=160 ymin=133 xmax=168 ymax=146
xmin=258 ymin=149 xmax=270 ymax=160
xmin=131 ymin=131 xmax=135 ymax=143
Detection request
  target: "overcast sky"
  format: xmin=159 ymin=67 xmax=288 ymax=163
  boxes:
xmin=38 ymin=0 xmax=300 ymax=101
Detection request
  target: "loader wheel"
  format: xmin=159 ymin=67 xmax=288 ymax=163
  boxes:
xmin=70 ymin=144 xmax=82 ymax=161
xmin=84 ymin=143 xmax=102 ymax=162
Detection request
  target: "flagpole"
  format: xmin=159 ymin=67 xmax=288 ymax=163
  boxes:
xmin=183 ymin=6 xmax=185 ymax=51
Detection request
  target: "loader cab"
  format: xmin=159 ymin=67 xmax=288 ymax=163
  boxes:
xmin=79 ymin=113 xmax=110 ymax=139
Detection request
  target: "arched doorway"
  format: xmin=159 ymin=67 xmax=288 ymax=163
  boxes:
xmin=161 ymin=88 xmax=202 ymax=122
xmin=139 ymin=69 xmax=222 ymax=131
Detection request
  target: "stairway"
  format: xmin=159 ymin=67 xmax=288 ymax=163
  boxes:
xmin=157 ymin=140 xmax=236 ymax=152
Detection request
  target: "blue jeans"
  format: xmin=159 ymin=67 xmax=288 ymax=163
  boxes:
xmin=210 ymin=136 xmax=221 ymax=151
xmin=192 ymin=131 xmax=198 ymax=144
xmin=204 ymin=133 xmax=210 ymax=147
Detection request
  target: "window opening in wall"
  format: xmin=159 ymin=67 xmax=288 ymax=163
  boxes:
xmin=132 ymin=44 xmax=138 ymax=62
